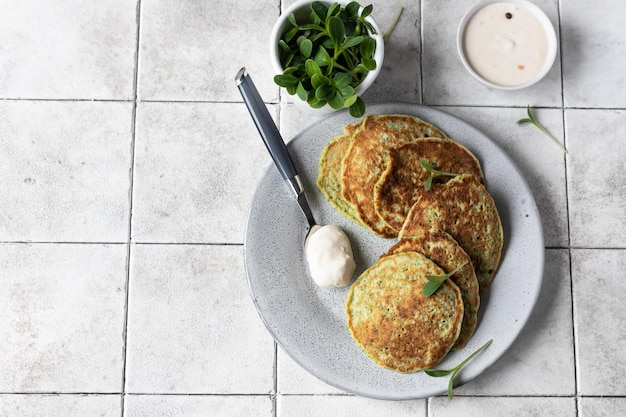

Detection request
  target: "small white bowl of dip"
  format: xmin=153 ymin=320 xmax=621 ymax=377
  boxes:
xmin=457 ymin=0 xmax=557 ymax=90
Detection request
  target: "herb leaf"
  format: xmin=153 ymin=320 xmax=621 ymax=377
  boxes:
xmin=425 ymin=339 xmax=493 ymax=399
xmin=311 ymin=1 xmax=329 ymax=22
xmin=420 ymin=159 xmax=459 ymax=190
xmin=423 ymin=262 xmax=467 ymax=297
xmin=517 ymin=105 xmax=568 ymax=154
xmin=424 ymin=368 xmax=453 ymax=377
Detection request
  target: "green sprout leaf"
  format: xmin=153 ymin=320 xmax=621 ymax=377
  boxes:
xmin=328 ymin=15 xmax=346 ymax=46
xmin=327 ymin=90 xmax=345 ymax=109
xmin=311 ymin=73 xmax=329 ymax=89
xmin=343 ymin=35 xmax=364 ymax=49
xmin=425 ymin=339 xmax=493 ymax=399
xmin=299 ymin=38 xmax=313 ymax=58
xmin=333 ymin=72 xmax=353 ymax=88
xmin=315 ymin=84 xmax=336 ymax=101
xmin=313 ymin=46 xmax=332 ymax=66
xmin=420 ymin=159 xmax=459 ymax=190
xmin=360 ymin=36 xmax=376 ymax=58
xmin=311 ymin=1 xmax=329 ymax=22
xmin=424 ymin=368 xmax=453 ymax=378
xmin=361 ymin=4 xmax=373 ymax=18
xmin=296 ymin=82 xmax=309 ymax=102
xmin=273 ymin=74 xmax=299 ymax=88
xmin=327 ymin=2 xmax=341 ymax=19
xmin=305 ymin=59 xmax=322 ymax=78
xmin=422 ymin=262 xmax=467 ymax=297
xmin=344 ymin=1 xmax=359 ymax=17
xmin=349 ymin=96 xmax=366 ymax=117
xmin=517 ymin=105 xmax=568 ymax=154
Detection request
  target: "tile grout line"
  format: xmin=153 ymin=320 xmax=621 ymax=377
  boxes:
xmin=556 ymin=0 xmax=580 ymax=413
xmin=120 ymin=0 xmax=143 ymax=415
xmin=272 ymin=3 xmax=283 ymax=416
xmin=4 ymin=96 xmax=626 ymax=112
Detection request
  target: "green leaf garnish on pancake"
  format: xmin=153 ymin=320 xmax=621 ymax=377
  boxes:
xmin=517 ymin=105 xmax=568 ymax=154
xmin=420 ymin=159 xmax=459 ymax=190
xmin=423 ymin=262 xmax=467 ymax=297
xmin=425 ymin=338 xmax=493 ymax=399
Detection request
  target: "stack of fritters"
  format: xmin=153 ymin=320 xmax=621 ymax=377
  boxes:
xmin=317 ymin=114 xmax=504 ymax=372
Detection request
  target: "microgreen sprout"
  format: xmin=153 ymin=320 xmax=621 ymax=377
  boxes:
xmin=274 ymin=1 xmax=378 ymax=117
xmin=423 ymin=262 xmax=468 ymax=297
xmin=516 ymin=105 xmax=568 ymax=154
xmin=425 ymin=338 xmax=493 ymax=399
xmin=383 ymin=7 xmax=404 ymax=42
xmin=420 ymin=159 xmax=459 ymax=190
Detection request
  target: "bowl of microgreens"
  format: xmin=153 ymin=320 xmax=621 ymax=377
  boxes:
xmin=270 ymin=0 xmax=384 ymax=117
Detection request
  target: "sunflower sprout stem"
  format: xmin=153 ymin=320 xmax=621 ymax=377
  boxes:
xmin=425 ymin=339 xmax=493 ymax=399
xmin=517 ymin=106 xmax=568 ymax=154
xmin=383 ymin=7 xmax=404 ymax=41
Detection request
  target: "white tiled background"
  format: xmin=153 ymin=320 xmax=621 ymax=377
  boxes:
xmin=1 ymin=0 xmax=625 ymax=416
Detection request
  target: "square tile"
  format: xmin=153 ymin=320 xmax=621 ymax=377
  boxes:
xmin=430 ymin=396 xmax=576 ymax=416
xmin=0 ymin=0 xmax=137 ymax=99
xmin=277 ymin=348 xmax=345 ymax=395
xmin=422 ymin=0 xmax=562 ymax=107
xmin=579 ymin=397 xmax=626 ymax=417
xmin=572 ymin=249 xmax=626 ymax=396
xmin=125 ymin=394 xmax=272 ymax=417
xmin=566 ymin=109 xmax=626 ymax=248
xmin=0 ymin=101 xmax=133 ymax=243
xmin=0 ymin=394 xmax=121 ymax=417
xmin=279 ymin=103 xmax=327 ymax=143
xmin=455 ymin=249 xmax=574 ymax=396
xmin=277 ymin=395 xmax=425 ymax=417
xmin=138 ymin=0 xmax=278 ymax=102
xmin=125 ymin=244 xmax=274 ymax=394
xmin=361 ymin=0 xmax=421 ymax=105
xmin=562 ymin=0 xmax=626 ymax=107
xmin=0 ymin=244 xmax=127 ymax=392
xmin=132 ymin=102 xmax=272 ymax=243
xmin=443 ymin=106 xmax=568 ymax=247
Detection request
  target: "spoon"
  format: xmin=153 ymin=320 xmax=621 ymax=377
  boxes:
xmin=236 ymin=67 xmax=356 ymax=288
xmin=235 ymin=67 xmax=316 ymax=229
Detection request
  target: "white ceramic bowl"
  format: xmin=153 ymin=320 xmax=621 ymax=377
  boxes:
xmin=457 ymin=0 xmax=557 ymax=90
xmin=270 ymin=0 xmax=384 ymax=114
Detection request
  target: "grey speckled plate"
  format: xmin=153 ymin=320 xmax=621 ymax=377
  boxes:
xmin=244 ymin=103 xmax=544 ymax=400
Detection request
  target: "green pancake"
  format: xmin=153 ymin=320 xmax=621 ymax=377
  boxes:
xmin=400 ymin=174 xmax=503 ymax=291
xmin=341 ymin=114 xmax=448 ymax=238
xmin=316 ymin=122 xmax=363 ymax=224
xmin=374 ymin=139 xmax=484 ymax=231
xmin=346 ymin=251 xmax=464 ymax=372
xmin=383 ymin=226 xmax=480 ymax=350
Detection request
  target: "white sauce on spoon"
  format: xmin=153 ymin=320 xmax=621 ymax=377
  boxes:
xmin=305 ymin=224 xmax=356 ymax=288
xmin=463 ymin=2 xmax=549 ymax=86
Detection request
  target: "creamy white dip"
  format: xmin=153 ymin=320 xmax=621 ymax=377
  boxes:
xmin=304 ymin=225 xmax=356 ymax=288
xmin=463 ymin=2 xmax=549 ymax=86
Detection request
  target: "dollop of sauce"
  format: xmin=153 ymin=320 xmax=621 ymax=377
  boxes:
xmin=463 ymin=2 xmax=549 ymax=86
xmin=305 ymin=224 xmax=356 ymax=288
